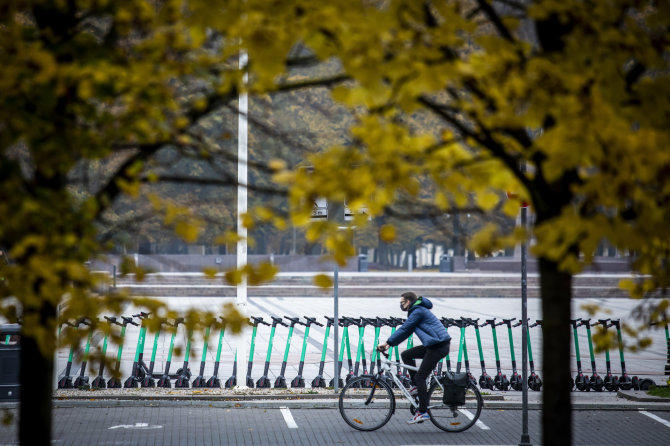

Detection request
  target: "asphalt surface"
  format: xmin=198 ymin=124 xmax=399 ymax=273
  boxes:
xmin=2 ymin=405 xmax=670 ymax=445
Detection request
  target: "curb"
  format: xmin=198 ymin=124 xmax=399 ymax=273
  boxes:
xmin=3 ymin=399 xmax=670 ymax=411
xmin=617 ymin=390 xmax=670 ymax=403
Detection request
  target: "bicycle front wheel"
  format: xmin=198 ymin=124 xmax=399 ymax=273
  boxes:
xmin=427 ymin=381 xmax=483 ymax=432
xmin=339 ymin=376 xmax=395 ymax=431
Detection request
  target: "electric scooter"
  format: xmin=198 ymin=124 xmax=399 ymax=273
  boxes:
xmin=484 ymin=318 xmax=510 ymax=391
xmin=468 ymin=318 xmax=494 ymax=390
xmin=192 ymin=324 xmax=212 ymax=387
xmin=571 ymin=318 xmax=590 ymax=391
xmin=390 ymin=317 xmax=412 ymax=388
xmin=526 ymin=320 xmax=543 ymax=391
xmin=352 ymin=317 xmax=373 ymax=388
xmin=501 ymin=318 xmax=522 ymax=391
xmin=311 ymin=317 xmax=333 ymax=388
xmin=107 ymin=316 xmax=138 ymax=388
xmin=174 ymin=327 xmax=194 ymax=388
xmin=141 ymin=317 xmax=164 ymax=388
xmin=91 ymin=316 xmax=115 ymax=389
xmin=124 ymin=312 xmax=151 ymax=388
xmin=329 ymin=317 xmax=349 ymax=388
xmin=592 ymin=319 xmax=619 ymax=392
xmin=157 ymin=318 xmax=184 ymax=388
xmin=447 ymin=318 xmax=477 ymax=388
xmin=275 ymin=316 xmax=307 ymax=388
xmin=235 ymin=316 xmax=269 ymax=388
xmin=58 ymin=319 xmax=84 ymax=389
xmin=73 ymin=318 xmax=93 ymax=389
xmin=579 ymin=318 xmax=604 ymax=391
xmin=257 ymin=316 xmax=287 ymax=388
xmin=291 ymin=317 xmax=323 ymax=388
xmin=206 ymin=318 xmax=226 ymax=388
xmin=363 ymin=317 xmax=384 ymax=379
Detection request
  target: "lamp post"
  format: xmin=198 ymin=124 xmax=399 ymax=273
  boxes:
xmin=236 ymin=50 xmax=248 ymax=388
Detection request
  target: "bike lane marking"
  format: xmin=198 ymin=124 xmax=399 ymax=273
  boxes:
xmin=458 ymin=409 xmax=490 ymax=430
xmin=639 ymin=411 xmax=670 ymax=429
xmin=280 ymin=407 xmax=298 ymax=429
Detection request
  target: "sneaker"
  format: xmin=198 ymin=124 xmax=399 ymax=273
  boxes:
xmin=409 ymin=386 xmax=418 ymax=396
xmin=407 ymin=411 xmax=430 ymax=424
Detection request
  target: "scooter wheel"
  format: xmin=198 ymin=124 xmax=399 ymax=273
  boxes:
xmin=604 ymin=375 xmax=619 ymax=392
xmin=528 ymin=375 xmax=542 ymax=391
xmin=632 ymin=376 xmax=640 ymax=390
xmin=141 ymin=377 xmax=156 ymax=388
xmin=479 ymin=375 xmax=494 ymax=390
xmin=591 ymin=375 xmax=604 ymax=392
xmin=310 ymin=377 xmax=325 ymax=388
xmin=494 ymin=374 xmax=510 ymax=391
xmin=510 ymin=374 xmax=523 ymax=391
xmin=575 ymin=374 xmax=590 ymax=392
xmin=569 ymin=377 xmax=574 ymax=391
xmin=618 ymin=376 xmax=633 ymax=390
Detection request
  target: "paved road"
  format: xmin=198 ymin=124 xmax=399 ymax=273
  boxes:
xmin=2 ymin=406 xmax=670 ymax=445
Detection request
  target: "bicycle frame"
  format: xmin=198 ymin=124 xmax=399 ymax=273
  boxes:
xmin=368 ymin=355 xmax=444 ymax=410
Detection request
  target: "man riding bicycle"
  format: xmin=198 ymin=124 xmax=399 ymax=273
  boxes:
xmin=378 ymin=292 xmax=450 ymax=424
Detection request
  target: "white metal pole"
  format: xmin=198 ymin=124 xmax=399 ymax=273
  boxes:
xmin=236 ymin=50 xmax=249 ymax=388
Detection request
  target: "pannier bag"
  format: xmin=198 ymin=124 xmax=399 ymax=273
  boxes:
xmin=441 ymin=371 xmax=468 ymax=406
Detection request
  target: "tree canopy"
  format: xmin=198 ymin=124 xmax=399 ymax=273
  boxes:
xmin=2 ymin=1 xmax=669 ymax=445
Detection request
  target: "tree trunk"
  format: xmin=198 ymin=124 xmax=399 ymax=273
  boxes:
xmin=539 ymin=257 xmax=573 ymax=446
xmin=20 ymin=305 xmax=56 ymax=446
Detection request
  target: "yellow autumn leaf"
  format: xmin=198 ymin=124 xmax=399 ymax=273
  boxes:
xmin=380 ymin=224 xmax=396 ymax=243
xmin=314 ymin=274 xmax=333 ymax=288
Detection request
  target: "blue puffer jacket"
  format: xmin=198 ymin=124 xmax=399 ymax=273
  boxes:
xmin=386 ymin=296 xmax=450 ymax=347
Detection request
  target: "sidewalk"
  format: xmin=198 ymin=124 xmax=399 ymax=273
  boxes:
xmin=2 ymin=388 xmax=668 ymax=411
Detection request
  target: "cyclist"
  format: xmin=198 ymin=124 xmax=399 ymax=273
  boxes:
xmin=378 ymin=291 xmax=450 ymax=424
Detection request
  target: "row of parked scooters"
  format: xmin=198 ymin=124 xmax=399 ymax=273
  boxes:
xmin=54 ymin=314 xmax=663 ymax=392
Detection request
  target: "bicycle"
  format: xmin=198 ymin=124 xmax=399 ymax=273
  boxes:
xmin=338 ymin=349 xmax=483 ymax=432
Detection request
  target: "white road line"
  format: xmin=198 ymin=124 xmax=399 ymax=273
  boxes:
xmin=639 ymin=410 xmax=670 ymax=429
xmin=458 ymin=408 xmax=490 ymax=430
xmin=280 ymin=406 xmax=298 ymax=429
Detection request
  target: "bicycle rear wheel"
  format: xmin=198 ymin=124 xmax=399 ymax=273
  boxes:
xmin=339 ymin=376 xmax=395 ymax=431
xmin=427 ymin=381 xmax=483 ymax=432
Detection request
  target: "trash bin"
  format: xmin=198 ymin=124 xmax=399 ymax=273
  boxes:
xmin=358 ymin=254 xmax=368 ymax=272
xmin=0 ymin=324 xmax=20 ymax=400
xmin=439 ymin=255 xmax=454 ymax=273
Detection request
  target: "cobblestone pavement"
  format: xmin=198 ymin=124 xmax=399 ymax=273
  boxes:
xmin=2 ymin=406 xmax=670 ymax=445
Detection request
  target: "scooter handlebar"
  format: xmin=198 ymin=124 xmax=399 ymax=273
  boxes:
xmin=461 ymin=317 xmax=479 ymax=326
xmin=304 ymin=316 xmax=324 ymax=327
xmin=103 ymin=316 xmax=117 ymax=324
xmin=285 ymin=316 xmax=307 ymax=326
xmin=271 ymin=316 xmax=289 ymax=327
xmin=249 ymin=317 xmax=271 ymax=326
xmin=512 ymin=318 xmax=529 ymax=328
xmin=123 ymin=316 xmax=139 ymax=326
xmin=502 ymin=318 xmax=516 ymax=325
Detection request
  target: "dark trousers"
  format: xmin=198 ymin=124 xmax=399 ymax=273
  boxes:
xmin=401 ymin=341 xmax=450 ymax=413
